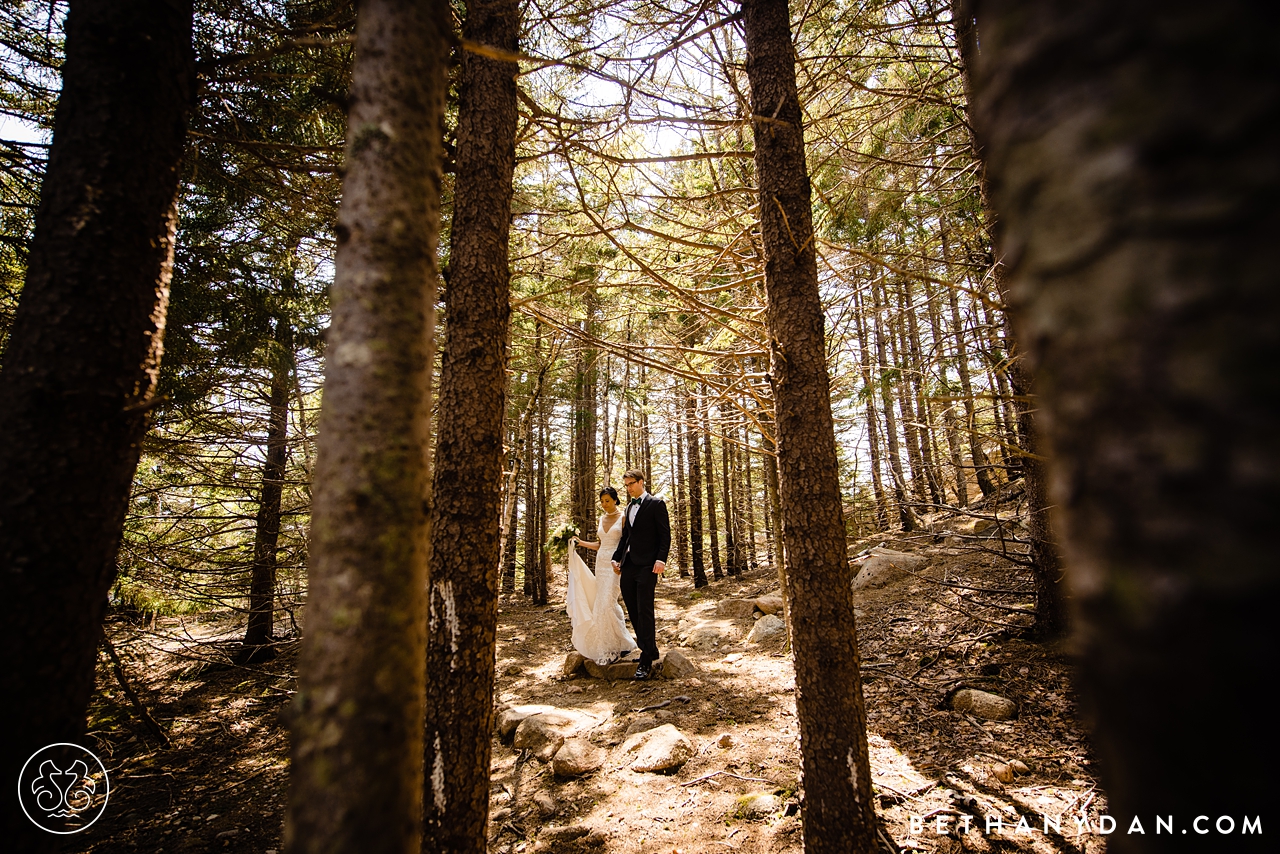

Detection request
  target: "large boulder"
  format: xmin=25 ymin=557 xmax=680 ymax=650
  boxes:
xmin=496 ymin=704 xmax=563 ymax=739
xmin=514 ymin=716 xmax=566 ymax=760
xmin=746 ymin=613 xmax=787 ymax=644
xmin=621 ymin=723 xmax=695 ymax=773
xmin=852 ymin=548 xmax=926 ymax=591
xmin=754 ymin=594 xmax=785 ymax=615
xmin=716 ymin=598 xmax=759 ymax=619
xmin=658 ymin=649 xmax=698 ymax=678
xmin=552 ymin=737 xmax=607 ymax=777
xmin=505 ymin=706 xmax=600 ymax=756
xmin=951 ymin=688 xmax=1018 ymax=721
xmin=679 ymin=620 xmax=739 ymax=650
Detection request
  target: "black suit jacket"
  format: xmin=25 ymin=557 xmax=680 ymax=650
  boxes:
xmin=612 ymin=494 xmax=671 ymax=571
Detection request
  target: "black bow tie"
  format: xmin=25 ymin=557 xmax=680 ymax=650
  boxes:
xmin=629 ymin=498 xmax=642 ymax=506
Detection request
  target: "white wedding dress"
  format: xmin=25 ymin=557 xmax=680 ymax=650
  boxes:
xmin=566 ymin=513 xmax=637 ymax=665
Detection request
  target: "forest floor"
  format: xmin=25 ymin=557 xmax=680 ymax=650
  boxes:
xmin=72 ymin=501 xmax=1110 ymax=854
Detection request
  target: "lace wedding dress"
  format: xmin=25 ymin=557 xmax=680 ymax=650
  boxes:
xmin=566 ymin=513 xmax=637 ymax=665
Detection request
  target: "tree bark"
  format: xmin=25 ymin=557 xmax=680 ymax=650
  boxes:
xmin=871 ymin=275 xmax=915 ymax=530
xmin=285 ymin=2 xmax=448 ymax=851
xmin=684 ymin=393 xmax=708 ymax=588
xmin=672 ymin=424 xmax=690 ymax=577
xmin=700 ymin=385 xmax=723 ymax=579
xmin=741 ymin=1 xmax=879 ymax=851
xmin=952 ymin=0 xmax=1067 ymax=636
xmin=422 ymin=0 xmax=518 ymax=849
xmin=239 ymin=318 xmax=294 ymax=663
xmin=968 ymin=0 xmax=1276 ymax=846
xmin=0 ymin=1 xmax=193 ymax=844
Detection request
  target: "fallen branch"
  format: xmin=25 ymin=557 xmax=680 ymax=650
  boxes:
xmin=102 ymin=636 xmax=170 ymax=747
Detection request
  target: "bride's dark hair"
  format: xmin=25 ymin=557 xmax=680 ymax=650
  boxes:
xmin=599 ymin=486 xmax=619 ymax=503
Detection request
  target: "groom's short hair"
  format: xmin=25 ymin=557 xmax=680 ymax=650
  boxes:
xmin=623 ymin=468 xmax=645 ymax=483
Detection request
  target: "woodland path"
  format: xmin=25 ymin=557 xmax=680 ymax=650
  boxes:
xmin=74 ymin=522 xmax=1107 ymax=854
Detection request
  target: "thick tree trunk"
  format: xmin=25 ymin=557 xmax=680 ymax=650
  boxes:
xmin=0 ymin=1 xmax=193 ymax=844
xmin=239 ymin=319 xmax=293 ymax=663
xmin=422 ymin=1 xmax=518 ymax=850
xmin=741 ymin=2 xmax=879 ymax=851
xmin=285 ymin=2 xmax=448 ymax=851
xmin=968 ymin=0 xmax=1276 ymax=847
xmin=952 ymin=0 xmax=1067 ymax=636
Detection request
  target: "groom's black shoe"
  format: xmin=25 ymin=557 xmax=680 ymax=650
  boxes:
xmin=634 ymin=663 xmax=651 ymax=680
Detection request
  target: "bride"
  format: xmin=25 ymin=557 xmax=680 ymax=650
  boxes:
xmin=566 ymin=486 xmax=637 ymax=665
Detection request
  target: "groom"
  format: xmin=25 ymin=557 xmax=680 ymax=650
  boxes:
xmin=611 ymin=469 xmax=670 ymax=679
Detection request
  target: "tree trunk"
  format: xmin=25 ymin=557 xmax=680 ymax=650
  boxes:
xmin=700 ymin=386 xmax=723 ymax=579
xmin=672 ymin=425 xmax=690 ymax=577
xmin=534 ymin=386 xmax=549 ymax=605
xmin=952 ymin=0 xmax=1067 ymax=637
xmin=285 ymin=2 xmax=448 ymax=851
xmin=947 ymin=278 xmax=996 ymax=498
xmin=0 ymin=2 xmax=193 ymax=844
xmin=741 ymin=2 xmax=878 ymax=851
xmin=720 ymin=412 xmax=738 ymax=575
xmin=239 ymin=318 xmax=293 ymax=663
xmin=968 ymin=0 xmax=1275 ymax=846
xmin=422 ymin=0 xmax=518 ymax=849
xmin=684 ymin=394 xmax=707 ymax=588
xmin=522 ymin=369 xmax=537 ymax=597
xmin=871 ymin=276 xmax=915 ymax=530
xmin=741 ymin=424 xmax=758 ymax=569
xmin=903 ymin=278 xmax=945 ymax=506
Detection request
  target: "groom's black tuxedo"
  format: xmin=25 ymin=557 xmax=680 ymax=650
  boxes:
xmin=611 ymin=494 xmax=670 ymax=669
xmin=612 ymin=494 xmax=671 ymax=571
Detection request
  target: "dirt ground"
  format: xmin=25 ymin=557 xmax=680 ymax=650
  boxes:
xmin=68 ymin=519 xmax=1110 ymax=854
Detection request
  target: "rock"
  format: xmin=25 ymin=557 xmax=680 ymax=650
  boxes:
xmin=716 ymin=733 xmax=734 ymax=748
xmin=510 ymin=708 xmax=600 ymax=759
xmin=736 ymin=792 xmax=780 ymax=819
xmin=716 ymin=599 xmax=759 ymax=619
xmin=491 ymin=808 xmax=511 ymax=823
xmin=621 ymin=723 xmax=695 ymax=773
xmin=1009 ymin=759 xmax=1031 ymax=775
xmin=552 ymin=738 xmax=606 ymax=777
xmin=951 ymin=688 xmax=1018 ymax=721
xmin=746 ymin=614 xmax=786 ymax=644
xmin=852 ymin=548 xmax=926 ymax=591
xmin=563 ymin=652 xmax=587 ymax=678
xmin=680 ymin=622 xmax=736 ymax=650
xmin=514 ymin=717 xmax=565 ymax=760
xmin=532 ymin=792 xmax=557 ymax=817
xmin=496 ymin=704 xmax=573 ymax=739
xmin=992 ymin=762 xmax=1015 ymax=783
xmin=539 ymin=826 xmax=590 ymax=844
xmin=754 ymin=594 xmax=785 ymax=615
xmin=624 ymin=715 xmax=659 ymax=738
xmin=583 ymin=658 xmax=640 ymax=680
xmin=659 ymin=649 xmax=698 ymax=678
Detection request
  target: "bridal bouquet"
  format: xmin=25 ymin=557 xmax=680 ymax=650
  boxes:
xmin=545 ymin=522 xmax=580 ymax=559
